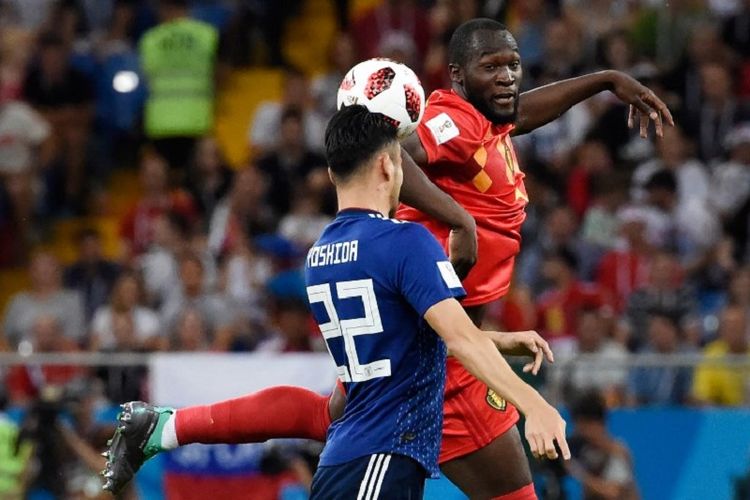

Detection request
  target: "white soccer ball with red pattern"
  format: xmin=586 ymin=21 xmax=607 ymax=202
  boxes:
xmin=337 ymin=59 xmax=425 ymax=139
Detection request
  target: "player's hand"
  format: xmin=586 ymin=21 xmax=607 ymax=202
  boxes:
xmin=608 ymin=70 xmax=675 ymax=138
xmin=524 ymin=401 xmax=570 ymax=461
xmin=486 ymin=330 xmax=554 ymax=375
xmin=448 ymin=219 xmax=477 ymax=280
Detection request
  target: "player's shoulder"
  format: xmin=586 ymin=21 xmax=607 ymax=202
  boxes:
xmin=390 ymin=219 xmax=442 ymax=248
xmin=420 ymin=90 xmax=486 ymax=144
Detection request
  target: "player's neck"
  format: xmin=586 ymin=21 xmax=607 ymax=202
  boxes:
xmin=336 ymin=187 xmax=390 ymax=219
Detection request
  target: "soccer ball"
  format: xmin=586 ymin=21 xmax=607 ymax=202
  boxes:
xmin=337 ymin=59 xmax=426 ymax=139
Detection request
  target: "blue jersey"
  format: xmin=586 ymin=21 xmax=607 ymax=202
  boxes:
xmin=305 ymin=209 xmax=465 ymax=476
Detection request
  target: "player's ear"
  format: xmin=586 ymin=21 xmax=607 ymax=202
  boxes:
xmin=379 ymin=151 xmax=394 ymax=183
xmin=327 ymin=167 xmax=336 ymax=186
xmin=449 ymin=64 xmax=463 ymax=85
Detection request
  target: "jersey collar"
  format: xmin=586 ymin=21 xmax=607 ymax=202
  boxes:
xmin=336 ymin=208 xmax=386 ymax=218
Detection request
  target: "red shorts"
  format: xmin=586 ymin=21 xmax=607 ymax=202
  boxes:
xmin=439 ymin=356 xmax=520 ymax=463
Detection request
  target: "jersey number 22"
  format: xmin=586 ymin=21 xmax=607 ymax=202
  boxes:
xmin=307 ymin=279 xmax=391 ymax=383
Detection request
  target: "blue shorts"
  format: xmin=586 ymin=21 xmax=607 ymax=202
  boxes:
xmin=310 ymin=453 xmax=425 ymax=500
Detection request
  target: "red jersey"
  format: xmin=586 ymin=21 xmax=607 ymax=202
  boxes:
xmin=397 ymin=90 xmax=528 ymax=306
xmin=536 ymin=281 xmax=609 ymax=341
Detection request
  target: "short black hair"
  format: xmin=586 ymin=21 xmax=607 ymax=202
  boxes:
xmin=324 ymin=105 xmax=398 ymax=182
xmin=280 ymin=106 xmax=304 ymax=125
xmin=644 ymin=169 xmax=677 ymax=193
xmin=448 ymin=18 xmax=508 ymax=66
xmin=545 ymin=246 xmax=579 ymax=271
xmin=571 ymin=390 xmax=607 ymax=422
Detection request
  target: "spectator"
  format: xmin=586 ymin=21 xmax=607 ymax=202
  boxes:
xmin=139 ymin=211 xmax=190 ymax=308
xmin=39 ymin=116 xmax=100 ymax=218
xmin=5 ymin=315 xmax=84 ymax=404
xmin=535 ymin=248 xmax=610 ymax=355
xmin=171 ymin=308 xmax=210 ymax=351
xmin=0 ymin=170 xmax=44 ymax=268
xmin=208 ymin=166 xmax=276 ymax=257
xmin=561 ymin=307 xmax=629 ymax=406
xmin=185 ymin=136 xmax=233 ymax=225
xmin=257 ymin=298 xmax=319 ymax=353
xmin=663 ymin=23 xmax=729 ymax=118
xmin=119 ymin=150 xmax=198 ymax=257
xmin=63 ymin=227 xmax=121 ymax=321
xmin=256 ymin=107 xmax=327 ymax=217
xmin=692 ymin=305 xmax=750 ymax=406
xmin=351 ymin=0 xmax=429 ymax=65
xmin=90 ymin=270 xmax=163 ymax=352
xmin=582 ymin=180 xmax=629 ymax=256
xmin=683 ymin=61 xmax=750 ymax=163
xmin=595 ymin=208 xmax=652 ymax=313
xmin=641 ymin=169 xmax=720 ymax=261
xmin=713 ymin=123 xmax=750 ymax=219
xmin=566 ymin=391 xmax=639 ymax=500
xmin=2 ymin=252 xmax=84 ymax=348
xmin=22 ymin=32 xmax=95 ymax=130
xmin=625 ymin=251 xmax=699 ymax=350
xmin=0 ymin=63 xmax=53 ymax=177
xmin=713 ymin=124 xmax=750 ymax=262
xmin=507 ymin=0 xmax=553 ymax=70
xmin=221 ymin=239 xmax=273 ymax=328
xmin=627 ymin=314 xmax=694 ymax=406
xmin=722 ymin=0 xmax=750 ymax=60
xmin=278 ymin=188 xmax=332 ymax=249
xmin=0 ymin=384 xmax=33 ymax=497
xmin=528 ymin=18 xmax=585 ymax=85
xmin=248 ymin=67 xmax=326 ymax=155
xmin=566 ymin=139 xmax=614 ymax=218
xmin=729 ymin=267 xmax=750 ymax=316
xmin=0 ymin=0 xmax=57 ymax=31
xmin=140 ymin=0 xmax=218 ymax=171
xmin=311 ymin=33 xmax=357 ymax=119
xmin=160 ymin=252 xmax=235 ymax=350
xmin=517 ymin=205 xmax=583 ymax=291
xmin=631 ymin=126 xmax=709 ymax=207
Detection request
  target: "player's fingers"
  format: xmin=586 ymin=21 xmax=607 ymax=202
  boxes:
xmin=526 ymin=431 xmax=541 ymax=459
xmin=639 ymin=109 xmax=648 ymax=138
xmin=556 ymin=429 xmax=572 ymax=460
xmin=540 ymin=339 xmax=554 ymax=363
xmin=531 ymin=348 xmax=544 ymax=375
xmin=523 ymin=361 xmax=534 ymax=373
xmin=631 ymin=95 xmax=655 ymax=120
xmin=627 ymin=104 xmax=635 ymax=129
xmin=544 ymin=435 xmax=559 ymax=460
xmin=644 ymin=92 xmax=675 ymax=126
xmin=654 ymin=109 xmax=664 ymax=138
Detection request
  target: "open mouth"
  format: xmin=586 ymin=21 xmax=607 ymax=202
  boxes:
xmin=492 ymin=93 xmax=516 ymax=106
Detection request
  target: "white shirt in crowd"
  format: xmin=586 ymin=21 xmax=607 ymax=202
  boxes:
xmin=0 ymin=101 xmax=50 ymax=174
xmin=90 ymin=306 xmax=161 ymax=350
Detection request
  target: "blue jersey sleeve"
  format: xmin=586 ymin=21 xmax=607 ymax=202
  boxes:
xmin=392 ymin=223 xmax=466 ymax=316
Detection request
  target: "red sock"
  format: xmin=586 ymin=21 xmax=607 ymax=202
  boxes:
xmin=492 ymin=483 xmax=537 ymax=500
xmin=175 ymin=386 xmax=333 ymax=445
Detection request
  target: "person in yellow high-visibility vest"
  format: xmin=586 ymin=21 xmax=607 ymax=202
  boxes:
xmin=140 ymin=0 xmax=218 ymax=172
xmin=0 ymin=391 xmax=33 ymax=498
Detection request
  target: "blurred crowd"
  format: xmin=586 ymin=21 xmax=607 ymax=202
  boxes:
xmin=0 ymin=0 xmax=749 ymax=497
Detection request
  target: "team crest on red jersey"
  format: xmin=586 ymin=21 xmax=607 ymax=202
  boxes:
xmin=486 ymin=389 xmax=507 ymax=411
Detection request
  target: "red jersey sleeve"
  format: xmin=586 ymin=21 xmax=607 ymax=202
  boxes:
xmin=416 ymin=102 xmax=486 ymax=167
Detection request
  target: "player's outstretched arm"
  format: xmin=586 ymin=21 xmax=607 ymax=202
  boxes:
xmin=424 ymin=298 xmax=570 ymax=461
xmin=399 ymin=140 xmax=477 ymax=280
xmin=514 ymin=69 xmax=674 ymax=138
xmin=484 ymin=330 xmax=554 ymax=375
